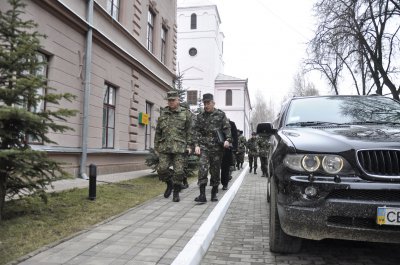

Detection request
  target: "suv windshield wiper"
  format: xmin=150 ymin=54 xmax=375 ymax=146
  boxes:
xmin=341 ymin=121 xmax=400 ymax=126
xmin=286 ymin=121 xmax=343 ymax=127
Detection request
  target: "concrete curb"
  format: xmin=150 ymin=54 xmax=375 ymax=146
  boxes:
xmin=171 ymin=164 xmax=249 ymax=265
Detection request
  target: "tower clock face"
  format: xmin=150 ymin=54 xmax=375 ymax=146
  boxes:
xmin=189 ymin=47 xmax=197 ymax=56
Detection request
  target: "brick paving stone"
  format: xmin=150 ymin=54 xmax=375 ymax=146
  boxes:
xmin=202 ymin=170 xmax=400 ymax=265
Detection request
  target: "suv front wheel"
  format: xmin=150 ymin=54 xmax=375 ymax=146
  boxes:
xmin=269 ymin=176 xmax=302 ymax=253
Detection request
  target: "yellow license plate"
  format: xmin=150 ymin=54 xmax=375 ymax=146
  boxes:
xmin=377 ymin=207 xmax=400 ymax=225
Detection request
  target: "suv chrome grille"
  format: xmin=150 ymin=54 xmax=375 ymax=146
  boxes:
xmin=357 ymin=150 xmax=400 ymax=178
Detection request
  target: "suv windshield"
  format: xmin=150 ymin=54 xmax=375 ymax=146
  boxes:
xmin=285 ymin=96 xmax=400 ymax=127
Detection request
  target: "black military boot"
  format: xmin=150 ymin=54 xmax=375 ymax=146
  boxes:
xmin=254 ymin=168 xmax=257 ymax=174
xmin=249 ymin=167 xmax=252 ymax=173
xmin=194 ymin=184 xmax=207 ymax=203
xmin=211 ymin=186 xmax=218 ymax=201
xmin=222 ymin=184 xmax=228 ymax=190
xmin=182 ymin=178 xmax=189 ymax=189
xmin=172 ymin=184 xmax=181 ymax=202
xmin=241 ymin=163 xmax=243 ymax=169
xmin=164 ymin=180 xmax=173 ymax=198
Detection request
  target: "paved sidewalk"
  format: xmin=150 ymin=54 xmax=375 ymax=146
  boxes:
xmin=202 ymin=168 xmax=270 ymax=264
xmin=16 ymin=167 xmax=247 ymax=265
xmin=46 ymin=169 xmax=155 ymax=193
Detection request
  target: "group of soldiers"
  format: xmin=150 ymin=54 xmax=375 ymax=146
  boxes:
xmin=241 ymin=131 xmax=271 ymax=177
xmin=154 ymin=90 xmax=270 ymax=203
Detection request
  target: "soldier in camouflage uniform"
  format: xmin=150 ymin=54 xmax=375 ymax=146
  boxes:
xmin=236 ymin=130 xmax=246 ymax=169
xmin=193 ymin=93 xmax=232 ymax=203
xmin=246 ymin=132 xmax=258 ymax=174
xmin=154 ymin=91 xmax=193 ymax=202
xmin=257 ymin=131 xmax=271 ymax=178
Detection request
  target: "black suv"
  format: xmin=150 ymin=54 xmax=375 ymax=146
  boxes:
xmin=260 ymin=95 xmax=400 ymax=253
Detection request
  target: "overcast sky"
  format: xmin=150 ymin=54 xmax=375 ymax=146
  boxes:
xmin=214 ymin=0 xmax=331 ymax=106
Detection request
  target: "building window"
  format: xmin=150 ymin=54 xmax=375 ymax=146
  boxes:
xmin=147 ymin=9 xmax=155 ymax=52
xmin=145 ymin=101 xmax=153 ymax=150
xmin=187 ymin=90 xmax=198 ymax=105
xmin=226 ymin=89 xmax=232 ymax=106
xmin=27 ymin=52 xmax=48 ymax=144
xmin=107 ymin=0 xmax=120 ymax=20
xmin=103 ymin=84 xmax=116 ymax=148
xmin=190 ymin=13 xmax=197 ymax=29
xmin=189 ymin=47 xmax=197 ymax=56
xmin=161 ymin=26 xmax=167 ymax=64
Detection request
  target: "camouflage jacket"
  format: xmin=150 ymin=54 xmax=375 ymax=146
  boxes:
xmin=257 ymin=134 xmax=271 ymax=157
xmin=154 ymin=106 xmax=193 ymax=153
xmin=237 ymin=135 xmax=247 ymax=153
xmin=245 ymin=137 xmax=258 ymax=156
xmin=193 ymin=108 xmax=232 ymax=152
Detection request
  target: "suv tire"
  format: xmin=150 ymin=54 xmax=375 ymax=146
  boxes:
xmin=269 ymin=176 xmax=302 ymax=253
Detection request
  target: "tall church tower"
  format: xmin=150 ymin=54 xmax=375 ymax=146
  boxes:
xmin=177 ymin=0 xmax=252 ymax=137
xmin=177 ymin=0 xmax=224 ymax=105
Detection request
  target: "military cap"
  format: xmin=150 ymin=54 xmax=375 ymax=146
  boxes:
xmin=167 ymin=91 xmax=179 ymax=99
xmin=202 ymin=93 xmax=213 ymax=102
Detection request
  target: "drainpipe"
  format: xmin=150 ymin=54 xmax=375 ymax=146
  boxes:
xmin=243 ymin=80 xmax=247 ymax=137
xmin=80 ymin=0 xmax=94 ymax=179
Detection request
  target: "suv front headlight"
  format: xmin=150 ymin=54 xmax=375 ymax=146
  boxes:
xmin=301 ymin=155 xmax=320 ymax=172
xmin=284 ymin=154 xmax=352 ymax=175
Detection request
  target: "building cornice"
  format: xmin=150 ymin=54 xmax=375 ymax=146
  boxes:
xmin=32 ymin=0 xmax=175 ymax=91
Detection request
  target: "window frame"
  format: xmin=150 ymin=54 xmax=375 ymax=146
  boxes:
xmin=102 ymin=83 xmax=116 ymax=149
xmin=145 ymin=101 xmax=153 ymax=150
xmin=147 ymin=9 xmax=155 ymax=53
xmin=187 ymin=90 xmax=198 ymax=105
xmin=107 ymin=0 xmax=120 ymax=20
xmin=27 ymin=52 xmax=48 ymax=144
xmin=161 ymin=26 xmax=167 ymax=64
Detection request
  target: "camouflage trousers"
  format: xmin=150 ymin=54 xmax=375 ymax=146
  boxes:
xmin=236 ymin=151 xmax=245 ymax=164
xmin=259 ymin=156 xmax=268 ymax=176
xmin=157 ymin=153 xmax=185 ymax=185
xmin=248 ymin=155 xmax=258 ymax=169
xmin=198 ymin=148 xmax=223 ymax=187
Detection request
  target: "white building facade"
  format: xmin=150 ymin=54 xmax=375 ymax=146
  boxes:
xmin=177 ymin=0 xmax=252 ymax=137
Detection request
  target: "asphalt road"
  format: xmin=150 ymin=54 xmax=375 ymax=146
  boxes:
xmin=202 ymin=169 xmax=400 ymax=265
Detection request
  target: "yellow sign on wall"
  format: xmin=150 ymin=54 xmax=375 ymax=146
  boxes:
xmin=139 ymin=112 xmax=149 ymax=125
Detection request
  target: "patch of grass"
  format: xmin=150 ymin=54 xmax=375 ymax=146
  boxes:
xmin=0 ymin=174 xmax=197 ymax=265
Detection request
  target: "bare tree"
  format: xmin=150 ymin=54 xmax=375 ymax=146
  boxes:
xmin=307 ymin=0 xmax=400 ymax=99
xmin=250 ymin=91 xmax=276 ymax=131
xmin=293 ymin=71 xmax=320 ymax=97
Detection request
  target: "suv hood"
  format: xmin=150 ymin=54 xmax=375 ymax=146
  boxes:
xmin=282 ymin=125 xmax=400 ymax=153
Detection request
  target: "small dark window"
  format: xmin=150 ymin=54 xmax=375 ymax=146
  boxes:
xmin=187 ymin=90 xmax=198 ymax=105
xmin=189 ymin=48 xmax=197 ymax=56
xmin=226 ymin=89 xmax=232 ymax=106
xmin=190 ymin=13 xmax=197 ymax=29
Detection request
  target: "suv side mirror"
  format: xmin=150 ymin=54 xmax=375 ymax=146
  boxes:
xmin=256 ymin=122 xmax=276 ymax=134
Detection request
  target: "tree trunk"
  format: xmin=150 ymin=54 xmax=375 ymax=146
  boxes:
xmin=0 ymin=173 xmax=6 ymax=222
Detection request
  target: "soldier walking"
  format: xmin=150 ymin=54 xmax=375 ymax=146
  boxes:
xmin=154 ymin=91 xmax=193 ymax=202
xmin=220 ymin=120 xmax=238 ymax=190
xmin=257 ymin=129 xmax=271 ymax=178
xmin=193 ymin=93 xmax=232 ymax=203
xmin=236 ymin=130 xmax=246 ymax=169
xmin=246 ymin=132 xmax=258 ymax=174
